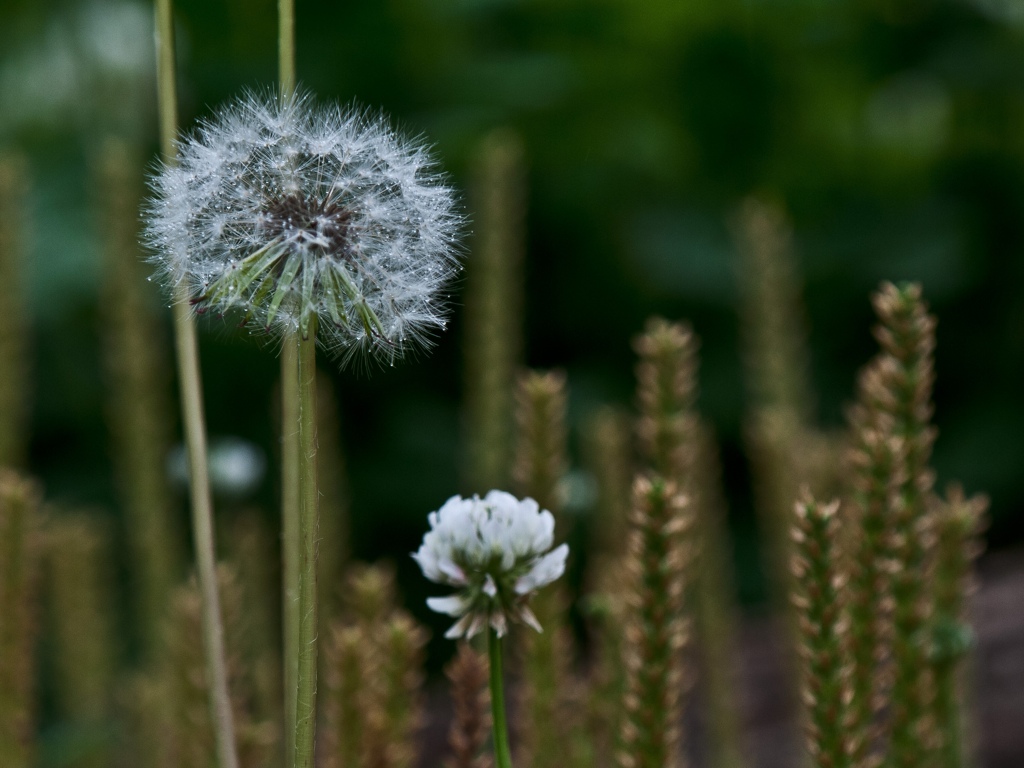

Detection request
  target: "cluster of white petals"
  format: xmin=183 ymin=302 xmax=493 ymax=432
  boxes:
xmin=143 ymin=90 xmax=462 ymax=368
xmin=413 ymin=491 xmax=569 ymax=639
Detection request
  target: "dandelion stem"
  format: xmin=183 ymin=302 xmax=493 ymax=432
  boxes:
xmin=294 ymin=318 xmax=320 ymax=768
xmin=488 ymin=628 xmax=514 ymax=768
xmin=282 ymin=336 xmax=300 ymax=767
xmin=154 ymin=3 xmax=239 ymax=768
xmin=278 ymin=0 xmax=299 ymax=760
xmin=279 ymin=0 xmax=296 ymax=98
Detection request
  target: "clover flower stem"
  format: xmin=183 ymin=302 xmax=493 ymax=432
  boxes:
xmin=154 ymin=3 xmax=240 ymax=768
xmin=488 ymin=627 xmax=515 ymax=768
xmin=282 ymin=335 xmax=300 ymax=768
xmin=294 ymin=319 xmax=321 ymax=768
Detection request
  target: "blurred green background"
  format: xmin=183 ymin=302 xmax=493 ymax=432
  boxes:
xmin=1 ymin=0 xmax=1023 ymax=613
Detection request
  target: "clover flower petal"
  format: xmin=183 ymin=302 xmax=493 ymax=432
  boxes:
xmin=426 ymin=595 xmax=468 ymax=617
xmin=143 ymin=90 xmax=463 ymax=369
xmin=514 ymin=543 xmax=569 ymax=595
xmin=413 ymin=491 xmax=569 ymax=639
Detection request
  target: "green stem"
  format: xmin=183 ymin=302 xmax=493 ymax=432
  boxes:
xmin=294 ymin=318 xmax=320 ymax=768
xmin=281 ymin=336 xmax=299 ymax=768
xmin=489 ymin=628 xmax=514 ymax=768
xmin=154 ymin=3 xmax=239 ymax=768
xmin=279 ymin=0 xmax=296 ymax=98
xmin=154 ymin=0 xmax=177 ymax=161
xmin=171 ymin=297 xmax=241 ymax=768
xmin=278 ymin=0 xmax=298 ymax=761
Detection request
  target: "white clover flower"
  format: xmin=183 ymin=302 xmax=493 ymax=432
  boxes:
xmin=413 ymin=490 xmax=569 ymax=639
xmin=143 ymin=90 xmax=462 ymax=368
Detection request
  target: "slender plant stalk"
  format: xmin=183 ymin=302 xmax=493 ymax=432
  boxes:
xmin=173 ymin=290 xmax=241 ymax=768
xmin=277 ymin=0 xmax=299 ymax=761
xmin=489 ymin=629 xmax=514 ymax=768
xmin=98 ymin=139 xmax=180 ymax=657
xmin=294 ymin=320 xmax=320 ymax=768
xmin=463 ymin=129 xmax=526 ymax=492
xmin=0 ymin=153 xmax=30 ymax=469
xmin=282 ymin=338 xmax=300 ymax=765
xmin=0 ymin=471 xmax=41 ymax=768
xmin=930 ymin=486 xmax=987 ymax=768
xmin=226 ymin=512 xmax=284 ymax=729
xmin=634 ymin=319 xmax=744 ymax=768
xmin=323 ymin=623 xmax=364 ymax=768
xmin=46 ymin=515 xmax=117 ymax=768
xmin=617 ymin=476 xmax=692 ymax=768
xmin=790 ymin=494 xmax=854 ymax=768
xmin=279 ymin=0 xmax=296 ymax=96
xmin=445 ymin=643 xmax=492 ymax=768
xmin=316 ymin=374 xmax=352 ymax=622
xmin=153 ymin=3 xmax=239 ymax=767
xmin=512 ymin=370 xmax=581 ymax=768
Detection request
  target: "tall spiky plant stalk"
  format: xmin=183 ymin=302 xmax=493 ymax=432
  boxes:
xmin=227 ymin=512 xmax=284 ymax=733
xmin=634 ymin=319 xmax=699 ymax=480
xmin=463 ymin=129 xmax=526 ymax=492
xmin=446 ymin=643 xmax=492 ymax=768
xmin=369 ymin=613 xmax=427 ymax=768
xmin=346 ymin=565 xmax=427 ymax=768
xmin=512 ymin=370 xmax=581 ymax=768
xmin=733 ymin=199 xmax=815 ymax=426
xmin=316 ymin=374 xmax=352 ymax=621
xmin=162 ymin=567 xmax=275 ymax=768
xmin=0 ymin=153 xmax=30 ymax=469
xmin=634 ymin=319 xmax=744 ymax=768
xmin=46 ymin=515 xmax=118 ymax=768
xmin=97 ymin=137 xmax=181 ymax=654
xmin=846 ymin=282 xmax=941 ymax=768
xmin=930 ymin=486 xmax=987 ymax=768
xmin=323 ymin=564 xmax=428 ymax=768
xmin=689 ymin=424 xmax=745 ymax=768
xmin=582 ymin=408 xmax=633 ymax=768
xmin=876 ymin=284 xmax=940 ymax=768
xmin=323 ymin=623 xmax=364 ymax=768
xmin=513 ymin=370 xmax=567 ymax=515
xmin=616 ymin=476 xmax=692 ymax=768
xmin=0 ymin=471 xmax=40 ymax=768
xmin=733 ymin=199 xmax=817 ymax=606
xmin=153 ymin=2 xmax=239 ymax=765
xmin=790 ymin=493 xmax=854 ymax=768
xmin=584 ymin=407 xmax=633 ymax=565
xmin=121 ymin=672 xmax=176 ymax=768
xmin=845 ymin=395 xmax=900 ymax=768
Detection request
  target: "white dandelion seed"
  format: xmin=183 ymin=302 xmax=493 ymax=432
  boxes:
xmin=413 ymin=490 xmax=569 ymax=640
xmin=142 ymin=90 xmax=463 ymax=368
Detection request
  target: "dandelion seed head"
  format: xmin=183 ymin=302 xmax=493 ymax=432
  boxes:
xmin=143 ymin=89 xmax=463 ymax=368
xmin=413 ymin=490 xmax=569 ymax=639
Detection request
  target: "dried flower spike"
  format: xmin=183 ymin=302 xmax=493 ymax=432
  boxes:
xmin=790 ymin=492 xmax=855 ymax=768
xmin=144 ymin=90 xmax=462 ymax=367
xmin=445 ymin=643 xmax=492 ymax=768
xmin=413 ymin=491 xmax=569 ymax=639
